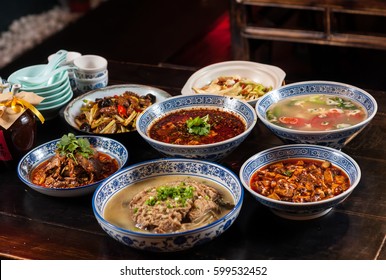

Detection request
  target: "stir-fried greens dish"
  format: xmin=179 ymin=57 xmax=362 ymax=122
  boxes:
xmin=192 ymin=75 xmax=272 ymax=101
xmin=32 ymin=133 xmax=118 ymax=188
xmin=75 ymin=91 xmax=156 ymax=133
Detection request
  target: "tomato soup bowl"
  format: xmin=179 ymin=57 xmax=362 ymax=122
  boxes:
xmin=255 ymin=81 xmax=378 ymax=149
xmin=17 ymin=136 xmax=128 ymax=197
xmin=239 ymin=144 xmax=361 ymax=220
xmin=136 ymin=94 xmax=257 ymax=162
xmin=92 ymin=158 xmax=244 ymax=252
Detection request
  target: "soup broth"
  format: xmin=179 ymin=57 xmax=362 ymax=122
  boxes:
xmin=103 ymin=175 xmax=235 ymax=234
xmin=266 ymin=94 xmax=367 ymax=131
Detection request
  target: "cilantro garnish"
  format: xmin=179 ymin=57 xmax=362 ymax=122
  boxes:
xmin=186 ymin=115 xmax=211 ymax=136
xmin=57 ymin=133 xmax=94 ymax=164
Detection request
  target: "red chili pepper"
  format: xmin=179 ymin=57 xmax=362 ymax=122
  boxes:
xmin=117 ymin=105 xmax=127 ymax=117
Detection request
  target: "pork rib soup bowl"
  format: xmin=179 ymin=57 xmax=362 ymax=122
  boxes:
xmin=239 ymin=144 xmax=361 ymax=220
xmin=256 ymin=81 xmax=378 ymax=149
xmin=17 ymin=135 xmax=128 ymax=197
xmin=92 ymin=158 xmax=244 ymax=252
xmin=136 ymin=94 xmax=257 ymax=161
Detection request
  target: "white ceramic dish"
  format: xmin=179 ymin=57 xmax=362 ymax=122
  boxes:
xmin=181 ymin=60 xmax=286 ymax=106
xmin=63 ymin=84 xmax=172 ymax=135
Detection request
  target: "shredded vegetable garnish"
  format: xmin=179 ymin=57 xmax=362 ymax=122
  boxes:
xmin=192 ymin=75 xmax=272 ymax=101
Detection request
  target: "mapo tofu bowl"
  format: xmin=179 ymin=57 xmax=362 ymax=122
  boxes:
xmin=92 ymin=158 xmax=244 ymax=252
xmin=255 ymin=81 xmax=378 ymax=149
xmin=240 ymin=144 xmax=361 ymax=220
xmin=17 ymin=134 xmax=128 ymax=197
xmin=136 ymin=94 xmax=257 ymax=161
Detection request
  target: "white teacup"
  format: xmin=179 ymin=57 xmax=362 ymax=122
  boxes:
xmin=73 ymin=55 xmax=108 ymax=79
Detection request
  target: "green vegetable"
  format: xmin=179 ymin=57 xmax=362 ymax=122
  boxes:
xmin=186 ymin=115 xmax=211 ymax=136
xmin=145 ymin=183 xmax=195 ymax=207
xmin=57 ymin=133 xmax=94 ymax=164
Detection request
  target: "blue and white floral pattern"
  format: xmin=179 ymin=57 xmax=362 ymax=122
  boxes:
xmin=92 ymin=158 xmax=244 ymax=252
xmin=256 ymin=81 xmax=378 ymax=149
xmin=136 ymin=94 xmax=257 ymax=161
xmin=239 ymin=144 xmax=361 ymax=220
xmin=17 ymin=136 xmax=128 ymax=197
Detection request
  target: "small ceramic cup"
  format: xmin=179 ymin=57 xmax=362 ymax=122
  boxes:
xmin=73 ymin=55 xmax=108 ymax=79
xmin=74 ymin=70 xmax=109 ymax=93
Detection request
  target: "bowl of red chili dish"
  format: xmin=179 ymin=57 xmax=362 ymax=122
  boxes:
xmin=17 ymin=133 xmax=128 ymax=197
xmin=239 ymin=144 xmax=361 ymax=220
xmin=136 ymin=94 xmax=257 ymax=161
xmin=255 ymin=81 xmax=378 ymax=149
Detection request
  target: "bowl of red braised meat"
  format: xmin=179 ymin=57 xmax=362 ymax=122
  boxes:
xmin=136 ymin=94 xmax=257 ymax=161
xmin=17 ymin=133 xmax=128 ymax=197
xmin=239 ymin=144 xmax=361 ymax=220
xmin=255 ymin=81 xmax=378 ymax=149
xmin=92 ymin=158 xmax=243 ymax=252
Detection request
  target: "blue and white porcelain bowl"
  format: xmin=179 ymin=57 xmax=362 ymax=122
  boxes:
xmin=18 ymin=136 xmax=128 ymax=197
xmin=239 ymin=144 xmax=361 ymax=220
xmin=255 ymin=81 xmax=378 ymax=149
xmin=136 ymin=94 xmax=257 ymax=161
xmin=92 ymin=158 xmax=244 ymax=252
xmin=74 ymin=71 xmax=109 ymax=94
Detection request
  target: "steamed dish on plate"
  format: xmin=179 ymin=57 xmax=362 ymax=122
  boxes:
xmin=103 ymin=176 xmax=235 ymax=234
xmin=192 ymin=75 xmax=272 ymax=101
xmin=148 ymin=108 xmax=246 ymax=145
xmin=267 ymin=94 xmax=367 ymax=131
xmin=31 ymin=133 xmax=118 ymax=188
xmin=74 ymin=91 xmax=156 ymax=133
xmin=250 ymin=159 xmax=350 ymax=203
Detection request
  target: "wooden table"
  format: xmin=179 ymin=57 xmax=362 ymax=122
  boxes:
xmin=0 ymin=60 xmax=385 ymax=260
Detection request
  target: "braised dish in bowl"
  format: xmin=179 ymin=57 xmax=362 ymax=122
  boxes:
xmin=239 ymin=144 xmax=361 ymax=220
xmin=92 ymin=158 xmax=243 ymax=252
xmin=18 ymin=133 xmax=128 ymax=197
xmin=136 ymin=94 xmax=257 ymax=161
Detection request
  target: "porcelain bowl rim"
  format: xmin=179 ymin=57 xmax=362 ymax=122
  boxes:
xmin=92 ymin=157 xmax=244 ymax=237
xmin=255 ymin=80 xmax=378 ymax=135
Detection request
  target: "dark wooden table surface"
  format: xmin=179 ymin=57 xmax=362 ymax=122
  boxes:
xmin=0 ymin=60 xmax=385 ymax=260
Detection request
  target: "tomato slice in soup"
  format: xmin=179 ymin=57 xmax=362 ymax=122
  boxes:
xmin=311 ymin=115 xmax=334 ymax=130
xmin=279 ymin=117 xmax=305 ymax=127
